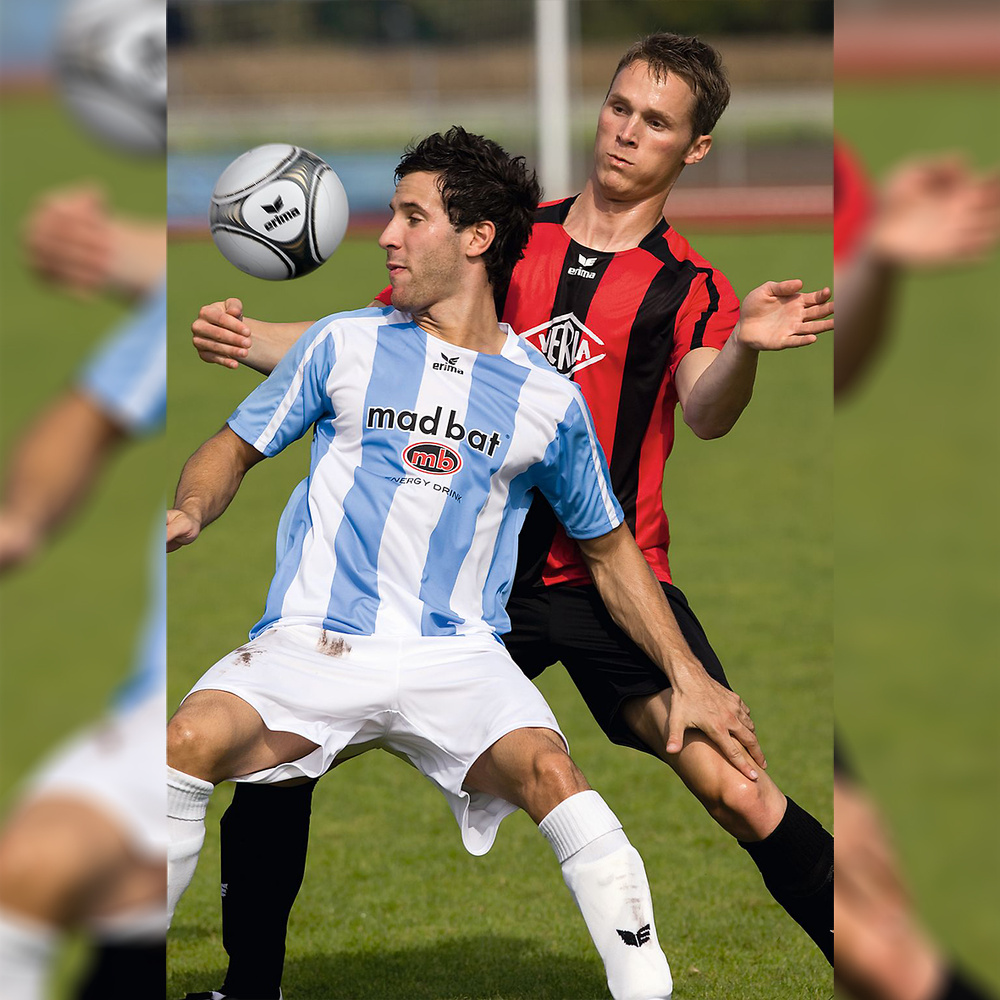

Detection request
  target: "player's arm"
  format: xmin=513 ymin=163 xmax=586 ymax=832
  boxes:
xmin=167 ymin=426 xmax=265 ymax=552
xmin=835 ymin=156 xmax=1000 ymax=398
xmin=0 ymin=391 xmax=127 ymax=572
xmin=577 ymin=523 xmax=765 ymax=781
xmin=677 ymin=279 xmax=833 ymax=440
xmin=192 ymin=294 xmax=383 ymax=374
xmin=23 ymin=185 xmax=166 ymax=302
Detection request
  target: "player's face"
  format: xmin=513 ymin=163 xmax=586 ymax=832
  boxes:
xmin=593 ymin=61 xmax=712 ymax=203
xmin=379 ymin=172 xmax=465 ymax=314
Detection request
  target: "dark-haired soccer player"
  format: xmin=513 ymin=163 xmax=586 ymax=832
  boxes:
xmin=189 ymin=34 xmax=834 ymax=999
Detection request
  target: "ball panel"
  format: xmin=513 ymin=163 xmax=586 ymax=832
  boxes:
xmin=240 ymin=180 xmax=308 ymax=242
xmin=211 ymin=144 xmax=299 ymax=203
xmin=312 ymin=167 xmax=350 ymax=262
xmin=210 ymin=228 xmax=294 ymax=281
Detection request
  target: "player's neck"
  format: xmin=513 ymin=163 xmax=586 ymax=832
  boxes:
xmin=564 ymin=178 xmax=673 ymax=252
xmin=412 ymin=287 xmax=506 ymax=355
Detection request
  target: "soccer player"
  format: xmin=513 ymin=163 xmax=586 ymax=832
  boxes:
xmin=188 ymin=34 xmax=834 ymax=998
xmin=833 ymin=141 xmax=1000 ymax=1000
xmin=0 ymin=189 xmax=166 ymax=1000
xmin=165 ymin=125 xmax=780 ymax=1000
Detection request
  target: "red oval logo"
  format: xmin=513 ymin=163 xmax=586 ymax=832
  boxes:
xmin=402 ymin=441 xmax=462 ymax=476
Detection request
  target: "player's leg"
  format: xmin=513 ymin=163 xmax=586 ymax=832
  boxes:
xmin=466 ymin=728 xmax=673 ymax=1000
xmin=216 ymin=778 xmax=318 ymax=999
xmin=166 ymin=688 xmax=318 ymax=925
xmin=0 ymin=795 xmax=163 ymax=1000
xmin=550 ymin=582 xmax=833 ymax=963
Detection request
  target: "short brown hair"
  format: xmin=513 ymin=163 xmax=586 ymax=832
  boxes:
xmin=610 ymin=33 xmax=731 ymax=139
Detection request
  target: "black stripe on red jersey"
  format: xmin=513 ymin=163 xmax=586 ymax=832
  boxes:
xmin=609 ymin=259 xmax=699 ymax=533
xmin=535 ymin=198 xmax=574 ymax=225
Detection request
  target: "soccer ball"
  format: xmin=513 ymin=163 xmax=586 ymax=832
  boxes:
xmin=54 ymin=0 xmax=166 ymax=155
xmin=209 ymin=144 xmax=350 ymax=280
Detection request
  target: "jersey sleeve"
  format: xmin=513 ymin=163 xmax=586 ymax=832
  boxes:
xmin=227 ymin=315 xmax=339 ymax=457
xmin=668 ymin=267 xmax=739 ymax=376
xmin=834 ymin=139 xmax=874 ymax=266
xmin=76 ymin=279 xmax=166 ymax=437
xmin=533 ymin=385 xmax=624 ymax=539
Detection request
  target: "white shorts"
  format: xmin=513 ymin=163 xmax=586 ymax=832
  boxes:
xmin=186 ymin=624 xmax=565 ymax=856
xmin=25 ymin=691 xmax=166 ymax=859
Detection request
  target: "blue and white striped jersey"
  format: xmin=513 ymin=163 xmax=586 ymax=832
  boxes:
xmin=228 ymin=306 xmax=623 ymax=640
xmin=76 ymin=279 xmax=166 ymax=711
xmin=78 ymin=280 xmax=167 ymax=436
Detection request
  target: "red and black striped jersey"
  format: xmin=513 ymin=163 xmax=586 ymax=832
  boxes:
xmin=503 ymin=197 xmax=739 ymax=589
xmin=376 ymin=195 xmax=739 ymax=589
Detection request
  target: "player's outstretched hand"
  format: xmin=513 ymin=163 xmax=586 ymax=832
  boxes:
xmin=22 ymin=185 xmax=113 ymax=297
xmin=666 ymin=671 xmax=766 ymax=781
xmin=167 ymin=508 xmax=201 ymax=552
xmin=870 ymin=155 xmax=1000 ymax=268
xmin=192 ymin=298 xmax=252 ymax=369
xmin=735 ymin=279 xmax=834 ymax=352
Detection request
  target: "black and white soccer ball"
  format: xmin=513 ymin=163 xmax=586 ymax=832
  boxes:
xmin=209 ymin=144 xmax=350 ymax=280
xmin=54 ymin=0 xmax=166 ymax=155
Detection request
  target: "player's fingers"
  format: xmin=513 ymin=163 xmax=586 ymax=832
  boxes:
xmin=225 ymin=297 xmax=245 ymax=318
xmin=192 ymin=320 xmax=250 ymax=349
xmin=801 ymin=286 xmax=832 ymax=306
xmin=734 ymin=721 xmax=767 ymax=770
xmin=722 ymin=737 xmax=760 ymax=781
xmin=802 ymin=302 xmax=834 ymax=321
xmin=766 ymin=278 xmax=804 ymax=297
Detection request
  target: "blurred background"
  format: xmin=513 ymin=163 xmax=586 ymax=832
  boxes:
xmin=0 ymin=0 xmax=165 ymax=995
xmin=835 ymin=0 xmax=999 ymax=993
xmin=166 ymin=2 xmax=833 ymax=998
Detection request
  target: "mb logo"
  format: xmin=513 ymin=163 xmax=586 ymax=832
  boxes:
xmin=616 ymin=923 xmax=651 ymax=948
xmin=402 ymin=441 xmax=463 ymax=475
xmin=522 ymin=312 xmax=607 ymax=377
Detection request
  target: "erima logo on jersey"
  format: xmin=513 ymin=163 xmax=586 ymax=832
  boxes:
xmin=432 ymin=352 xmax=465 ymax=375
xmin=366 ymin=405 xmax=502 ymax=457
xmin=567 ymin=253 xmax=598 ymax=279
xmin=522 ymin=312 xmax=607 ymax=376
xmin=616 ymin=924 xmax=651 ymax=947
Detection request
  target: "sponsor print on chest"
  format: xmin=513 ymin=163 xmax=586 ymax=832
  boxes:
xmin=522 ymin=312 xmax=607 ymax=377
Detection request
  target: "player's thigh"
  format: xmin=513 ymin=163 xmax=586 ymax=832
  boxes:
xmin=552 ymin=582 xmax=730 ymax=754
xmin=464 ymin=726 xmax=589 ymax=823
xmin=167 ymin=688 xmax=317 ymax=782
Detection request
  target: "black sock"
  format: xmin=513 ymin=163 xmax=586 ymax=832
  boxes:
xmin=75 ymin=940 xmax=165 ymax=998
xmin=939 ymin=967 xmax=997 ymax=1000
xmin=220 ymin=779 xmax=318 ymax=999
xmin=739 ymin=796 xmax=833 ymax=964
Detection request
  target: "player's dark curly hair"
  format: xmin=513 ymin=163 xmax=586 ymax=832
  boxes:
xmin=395 ymin=126 xmax=540 ymax=296
xmin=610 ymin=33 xmax=731 ymax=140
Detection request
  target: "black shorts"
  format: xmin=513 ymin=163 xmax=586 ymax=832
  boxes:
xmin=503 ymin=581 xmax=730 ymax=757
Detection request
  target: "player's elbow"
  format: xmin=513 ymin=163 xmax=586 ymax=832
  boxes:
xmin=684 ymin=409 xmax=736 ymax=440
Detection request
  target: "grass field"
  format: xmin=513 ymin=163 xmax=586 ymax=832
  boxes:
xmin=0 ymin=91 xmax=167 ymax=994
xmin=835 ymin=80 xmax=1000 ymax=992
xmin=165 ymin=226 xmax=833 ymax=999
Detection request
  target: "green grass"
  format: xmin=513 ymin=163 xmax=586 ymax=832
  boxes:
xmin=835 ymin=80 xmax=1000 ymax=992
xmin=0 ymin=92 xmax=167 ymax=995
xmin=166 ymin=228 xmax=832 ymax=999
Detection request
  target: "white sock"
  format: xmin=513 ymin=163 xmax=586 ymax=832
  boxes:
xmin=0 ymin=908 xmax=57 ymax=1000
xmin=540 ymin=791 xmax=672 ymax=1000
xmin=167 ymin=766 xmax=213 ymax=927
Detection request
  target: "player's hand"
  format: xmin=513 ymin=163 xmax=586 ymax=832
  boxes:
xmin=870 ymin=155 xmax=1000 ymax=268
xmin=167 ymin=508 xmax=201 ymax=552
xmin=22 ymin=185 xmax=114 ymax=296
xmin=0 ymin=512 xmax=40 ymax=574
xmin=666 ymin=671 xmax=766 ymax=781
xmin=191 ymin=298 xmax=251 ymax=369
xmin=734 ymin=279 xmax=834 ymax=352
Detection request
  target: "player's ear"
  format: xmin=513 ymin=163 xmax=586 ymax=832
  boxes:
xmin=684 ymin=134 xmax=712 ymax=165
xmin=465 ymin=219 xmax=496 ymax=260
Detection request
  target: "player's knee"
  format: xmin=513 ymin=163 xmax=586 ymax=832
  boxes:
xmin=0 ymin=817 xmax=100 ymax=917
xmin=525 ymin=747 xmax=588 ymax=812
xmin=166 ymin=713 xmax=223 ymax=778
xmin=702 ymin=773 xmax=779 ymax=841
